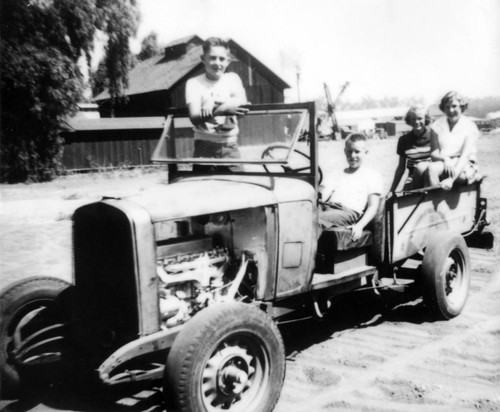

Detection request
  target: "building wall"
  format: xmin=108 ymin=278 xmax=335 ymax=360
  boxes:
xmin=62 ymin=129 xmax=163 ymax=170
xmin=229 ymin=59 xmax=285 ymax=104
xmin=99 ymin=90 xmax=168 ymax=118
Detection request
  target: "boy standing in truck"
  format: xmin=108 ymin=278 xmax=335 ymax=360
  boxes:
xmin=319 ymin=133 xmax=383 ymax=241
xmin=185 ymin=37 xmax=248 ymax=169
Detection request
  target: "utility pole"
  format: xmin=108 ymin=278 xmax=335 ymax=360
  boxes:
xmin=296 ymin=67 xmax=301 ymax=102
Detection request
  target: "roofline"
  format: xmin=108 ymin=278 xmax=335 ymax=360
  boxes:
xmin=228 ymin=39 xmax=291 ymax=89
xmin=168 ymin=63 xmax=204 ymax=94
xmin=63 ymin=116 xmax=165 ymax=132
xmin=94 ymin=88 xmax=167 ymax=103
xmin=165 ymin=34 xmax=203 ymax=48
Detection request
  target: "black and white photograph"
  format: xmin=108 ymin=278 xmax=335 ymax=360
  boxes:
xmin=1 ymin=0 xmax=499 ymax=411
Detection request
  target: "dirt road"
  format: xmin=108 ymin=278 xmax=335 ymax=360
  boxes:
xmin=275 ymin=246 xmax=500 ymax=412
xmin=1 ymin=136 xmax=499 ymax=411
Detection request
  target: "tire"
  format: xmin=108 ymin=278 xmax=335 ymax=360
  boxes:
xmin=421 ymin=231 xmax=471 ymax=320
xmin=164 ymin=302 xmax=285 ymax=412
xmin=0 ymin=276 xmax=71 ymax=396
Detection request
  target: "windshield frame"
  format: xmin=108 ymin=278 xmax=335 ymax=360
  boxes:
xmin=152 ymin=103 xmax=310 ymax=165
xmin=151 ymin=102 xmax=318 ymax=186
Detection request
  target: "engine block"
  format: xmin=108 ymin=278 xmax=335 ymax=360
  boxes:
xmin=156 ymin=246 xmax=230 ymax=327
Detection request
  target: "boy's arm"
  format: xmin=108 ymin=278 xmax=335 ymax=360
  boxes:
xmin=213 ymin=74 xmax=249 ymax=116
xmin=350 ymin=193 xmax=380 ymax=241
xmin=318 ymin=175 xmax=335 ymax=203
xmin=186 ymin=79 xmax=210 ymax=127
xmin=187 ymin=99 xmax=211 ymax=128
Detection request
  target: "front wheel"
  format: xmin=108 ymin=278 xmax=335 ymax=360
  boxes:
xmin=421 ymin=231 xmax=471 ymax=320
xmin=0 ymin=276 xmax=71 ymax=396
xmin=164 ymin=302 xmax=285 ymax=412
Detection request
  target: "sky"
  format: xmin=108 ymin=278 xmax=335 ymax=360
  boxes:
xmin=131 ymin=0 xmax=500 ymax=106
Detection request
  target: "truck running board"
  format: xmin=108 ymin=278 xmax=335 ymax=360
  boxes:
xmin=311 ymin=265 xmax=376 ymax=291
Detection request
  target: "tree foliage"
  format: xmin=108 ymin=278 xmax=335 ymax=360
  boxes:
xmin=99 ymin=0 xmax=140 ymax=112
xmin=0 ymin=0 xmax=139 ymax=182
xmin=137 ymin=31 xmax=161 ymax=62
xmin=91 ymin=30 xmax=160 ymax=97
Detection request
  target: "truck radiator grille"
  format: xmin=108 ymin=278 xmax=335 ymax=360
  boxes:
xmin=72 ymin=203 xmax=140 ymax=367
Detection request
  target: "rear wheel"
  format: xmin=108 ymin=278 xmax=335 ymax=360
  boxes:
xmin=165 ymin=302 xmax=285 ymax=412
xmin=421 ymin=231 xmax=470 ymax=319
xmin=0 ymin=276 xmax=71 ymax=396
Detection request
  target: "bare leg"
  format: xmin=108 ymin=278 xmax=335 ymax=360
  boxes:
xmin=425 ymin=161 xmax=445 ymax=186
xmin=411 ymin=161 xmax=430 ymax=189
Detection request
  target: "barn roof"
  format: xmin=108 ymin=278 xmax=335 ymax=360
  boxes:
xmin=64 ymin=117 xmax=165 ymax=132
xmin=227 ymin=38 xmax=290 ymax=90
xmin=94 ymin=44 xmax=202 ymax=101
xmin=165 ymin=34 xmax=202 ymax=47
xmin=94 ymin=35 xmax=289 ymax=102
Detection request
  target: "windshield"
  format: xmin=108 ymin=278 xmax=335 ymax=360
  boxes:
xmin=152 ymin=104 xmax=311 ymax=169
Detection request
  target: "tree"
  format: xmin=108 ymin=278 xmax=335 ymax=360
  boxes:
xmin=99 ymin=0 xmax=140 ymax=115
xmin=90 ymin=59 xmax=109 ymax=98
xmin=137 ymin=31 xmax=161 ymax=62
xmin=0 ymin=0 xmax=139 ymax=182
xmin=91 ymin=30 xmax=160 ymax=97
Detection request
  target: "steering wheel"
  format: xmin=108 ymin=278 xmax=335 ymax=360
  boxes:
xmin=260 ymin=144 xmax=323 ymax=184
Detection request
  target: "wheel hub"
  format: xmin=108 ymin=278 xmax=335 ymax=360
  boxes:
xmin=219 ymin=363 xmax=249 ymax=395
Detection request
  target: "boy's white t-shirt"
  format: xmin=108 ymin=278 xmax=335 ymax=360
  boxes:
xmin=185 ymin=72 xmax=246 ymax=141
xmin=322 ymin=166 xmax=383 ymax=214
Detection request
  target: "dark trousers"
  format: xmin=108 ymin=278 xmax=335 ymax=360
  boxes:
xmin=318 ymin=202 xmax=361 ymax=230
xmin=193 ymin=139 xmax=243 ymax=172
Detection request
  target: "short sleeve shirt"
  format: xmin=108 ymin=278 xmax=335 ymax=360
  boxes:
xmin=185 ymin=72 xmax=246 ymax=140
xmin=396 ymin=128 xmax=432 ymax=171
xmin=430 ymin=116 xmax=478 ymax=160
xmin=322 ymin=166 xmax=383 ymax=214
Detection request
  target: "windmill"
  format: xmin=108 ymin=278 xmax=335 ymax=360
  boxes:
xmin=324 ymin=81 xmax=349 ymax=139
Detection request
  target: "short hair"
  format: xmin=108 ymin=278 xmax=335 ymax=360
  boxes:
xmin=404 ymin=105 xmax=432 ymax=126
xmin=345 ymin=133 xmax=367 ymax=145
xmin=439 ymin=91 xmax=468 ymax=113
xmin=202 ymin=37 xmax=230 ymax=55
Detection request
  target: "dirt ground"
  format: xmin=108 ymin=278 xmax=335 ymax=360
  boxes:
xmin=1 ymin=134 xmax=499 ymax=411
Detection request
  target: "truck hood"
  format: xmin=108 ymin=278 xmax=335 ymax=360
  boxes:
xmin=119 ymin=176 xmax=316 ymax=222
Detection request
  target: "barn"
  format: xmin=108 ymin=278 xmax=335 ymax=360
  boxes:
xmin=62 ymin=35 xmax=290 ymax=170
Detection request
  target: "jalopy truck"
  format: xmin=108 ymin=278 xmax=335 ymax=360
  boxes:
xmin=0 ymin=102 xmax=493 ymax=412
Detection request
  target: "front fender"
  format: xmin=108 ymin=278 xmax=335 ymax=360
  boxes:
xmin=98 ymin=325 xmax=182 ymax=385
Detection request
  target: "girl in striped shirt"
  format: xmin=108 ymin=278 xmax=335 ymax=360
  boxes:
xmin=389 ymin=105 xmax=434 ymax=192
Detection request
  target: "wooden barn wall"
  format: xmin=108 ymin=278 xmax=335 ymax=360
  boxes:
xmin=229 ymin=59 xmax=284 ymax=104
xmin=61 ymin=129 xmax=163 ymax=170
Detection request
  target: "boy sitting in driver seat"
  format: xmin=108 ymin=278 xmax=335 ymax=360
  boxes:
xmin=319 ymin=133 xmax=383 ymax=241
